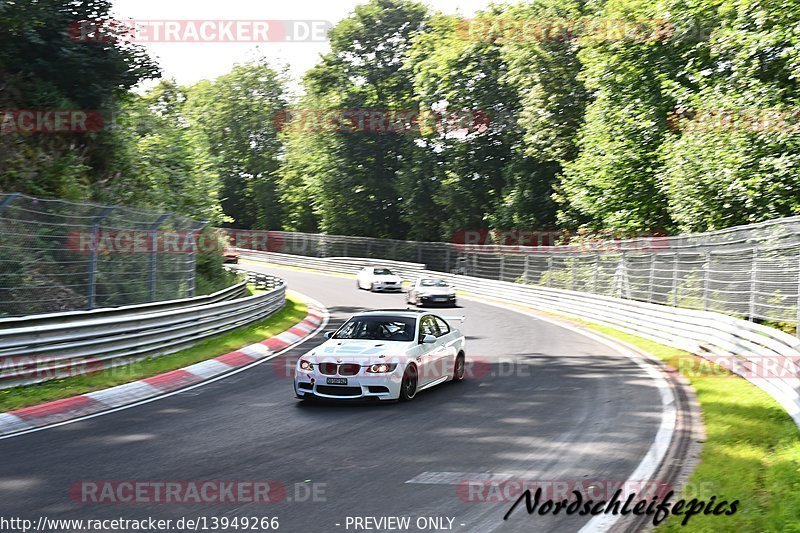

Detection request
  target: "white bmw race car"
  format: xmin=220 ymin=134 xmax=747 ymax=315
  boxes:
xmin=294 ymin=310 xmax=466 ymax=401
xmin=356 ymin=266 xmax=404 ymax=292
xmin=407 ymin=277 xmax=457 ymax=307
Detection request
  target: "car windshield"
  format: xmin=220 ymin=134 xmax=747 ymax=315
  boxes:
xmin=333 ymin=316 xmax=415 ymax=341
xmin=373 ymin=268 xmax=394 ymax=276
xmin=420 ymin=279 xmax=448 ymax=287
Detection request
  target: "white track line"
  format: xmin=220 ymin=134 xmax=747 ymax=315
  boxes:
xmin=239 ymin=261 xmax=676 ymax=533
xmin=458 ymin=294 xmax=677 ymax=533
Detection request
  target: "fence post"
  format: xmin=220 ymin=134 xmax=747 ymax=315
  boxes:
xmin=187 ymin=222 xmax=209 ymax=298
xmin=87 ymin=206 xmax=116 ymax=310
xmin=148 ymin=213 xmax=171 ymax=302
xmin=0 ymin=193 xmax=20 ymax=212
xmin=796 ymin=252 xmax=800 ymax=339
xmin=570 ymin=257 xmax=576 ymax=291
xmin=523 ymin=254 xmax=530 ymax=284
xmin=593 ymin=255 xmax=600 ymax=294
xmin=748 ymin=246 xmax=759 ymax=321
xmin=648 ymin=254 xmax=656 ymax=303
xmin=703 ymin=250 xmax=711 ymax=311
xmin=613 ymin=253 xmax=631 ymax=299
xmin=498 ymin=254 xmax=505 ymax=281
xmin=671 ymin=253 xmax=679 ymax=306
xmin=547 ymin=256 xmax=553 ymax=287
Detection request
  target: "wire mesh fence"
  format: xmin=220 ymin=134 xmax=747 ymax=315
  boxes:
xmin=262 ymin=219 xmax=800 ymax=334
xmin=0 ymin=193 xmax=208 ymax=317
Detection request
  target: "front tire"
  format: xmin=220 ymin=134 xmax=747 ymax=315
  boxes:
xmin=399 ymin=365 xmax=418 ymax=401
xmin=452 ymin=353 xmax=466 ymax=382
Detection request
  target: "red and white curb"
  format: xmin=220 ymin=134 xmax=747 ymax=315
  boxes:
xmin=0 ymin=300 xmax=328 ymax=438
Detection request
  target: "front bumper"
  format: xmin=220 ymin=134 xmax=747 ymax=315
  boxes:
xmin=371 ymin=283 xmax=403 ymax=292
xmin=294 ymin=369 xmax=403 ymax=401
xmin=418 ymin=294 xmax=457 ymax=305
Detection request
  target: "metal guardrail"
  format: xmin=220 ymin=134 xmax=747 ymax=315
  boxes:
xmin=0 ymin=280 xmax=248 ymax=330
xmin=245 ymin=252 xmax=800 ymax=427
xmin=238 ymin=250 xmax=426 ymax=281
xmin=259 ymin=226 xmax=800 ymax=332
xmin=0 ymin=276 xmax=286 ymax=389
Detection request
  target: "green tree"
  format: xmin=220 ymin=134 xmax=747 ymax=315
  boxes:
xmin=557 ymin=0 xmax=677 ymax=231
xmin=109 ymin=81 xmax=225 ymax=223
xmin=405 ymin=8 xmax=562 ymax=239
xmin=279 ymin=0 xmax=428 ymax=238
xmin=0 ymin=0 xmax=159 ymax=200
xmin=657 ymin=0 xmax=800 ymax=230
xmin=186 ymin=62 xmax=288 ymax=229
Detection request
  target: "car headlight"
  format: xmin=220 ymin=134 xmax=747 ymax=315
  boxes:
xmin=299 ymin=359 xmax=314 ymax=371
xmin=366 ymin=363 xmax=398 ymax=373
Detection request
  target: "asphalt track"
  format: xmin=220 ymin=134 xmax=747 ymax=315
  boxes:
xmin=0 ymin=264 xmax=670 ymax=532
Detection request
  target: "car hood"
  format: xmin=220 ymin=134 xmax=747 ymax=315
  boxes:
xmin=416 ymin=286 xmax=454 ymax=295
xmin=374 ymin=275 xmax=402 ymax=283
xmin=306 ymin=339 xmax=411 ymax=364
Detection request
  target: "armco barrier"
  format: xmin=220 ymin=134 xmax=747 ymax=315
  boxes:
xmin=245 ymin=251 xmax=800 ymax=427
xmin=238 ymin=250 xmax=426 ymax=280
xmin=0 ymin=280 xmax=248 ymax=330
xmin=0 ymin=277 xmax=286 ymax=389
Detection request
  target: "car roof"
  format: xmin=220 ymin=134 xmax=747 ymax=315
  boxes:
xmin=354 ymin=309 xmax=427 ymax=319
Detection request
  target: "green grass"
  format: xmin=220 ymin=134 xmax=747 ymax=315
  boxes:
xmin=0 ymin=294 xmax=308 ymax=413
xmin=585 ymin=325 xmax=800 ymax=532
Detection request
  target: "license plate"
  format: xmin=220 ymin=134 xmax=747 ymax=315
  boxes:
xmin=326 ymin=378 xmax=348 ymax=385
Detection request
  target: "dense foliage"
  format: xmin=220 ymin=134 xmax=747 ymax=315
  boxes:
xmin=2 ymin=0 xmax=799 ymax=238
xmin=278 ymin=0 xmax=800 ymax=237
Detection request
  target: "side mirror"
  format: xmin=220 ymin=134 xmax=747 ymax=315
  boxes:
xmin=421 ymin=334 xmax=437 ymax=344
xmin=324 ymin=331 xmax=335 ymax=339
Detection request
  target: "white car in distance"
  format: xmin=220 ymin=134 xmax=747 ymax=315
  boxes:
xmin=407 ymin=277 xmax=457 ymax=307
xmin=294 ymin=310 xmax=466 ymax=401
xmin=356 ymin=266 xmax=404 ymax=292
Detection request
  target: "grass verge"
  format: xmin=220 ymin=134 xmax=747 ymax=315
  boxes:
xmin=583 ymin=324 xmax=800 ymax=531
xmin=0 ymin=294 xmax=309 ymax=413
